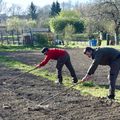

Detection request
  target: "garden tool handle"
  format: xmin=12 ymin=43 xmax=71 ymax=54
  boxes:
xmin=7 ymin=67 xmax=38 ymax=81
xmin=39 ymin=80 xmax=83 ymax=105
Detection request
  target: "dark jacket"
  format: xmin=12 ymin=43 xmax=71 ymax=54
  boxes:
xmin=87 ymin=47 xmax=120 ymax=75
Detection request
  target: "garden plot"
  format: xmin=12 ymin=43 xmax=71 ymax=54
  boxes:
xmin=0 ymin=48 xmax=120 ymax=120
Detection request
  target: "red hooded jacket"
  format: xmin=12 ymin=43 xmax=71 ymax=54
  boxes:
xmin=39 ymin=48 xmax=67 ymax=67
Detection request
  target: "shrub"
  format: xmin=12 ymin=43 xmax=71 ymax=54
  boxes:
xmin=49 ymin=17 xmax=84 ymax=34
xmin=33 ymin=33 xmax=48 ymax=46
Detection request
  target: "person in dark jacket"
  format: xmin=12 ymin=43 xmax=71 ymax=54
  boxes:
xmin=81 ymin=47 xmax=120 ymax=99
xmin=36 ymin=47 xmax=78 ymax=85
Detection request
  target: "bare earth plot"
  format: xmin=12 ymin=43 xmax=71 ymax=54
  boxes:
xmin=0 ymin=48 xmax=120 ymax=120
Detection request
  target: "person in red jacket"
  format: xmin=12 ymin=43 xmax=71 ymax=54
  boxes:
xmin=36 ymin=47 xmax=78 ymax=85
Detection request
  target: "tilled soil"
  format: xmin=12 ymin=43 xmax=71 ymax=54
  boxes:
xmin=0 ymin=48 xmax=120 ymax=120
xmin=0 ymin=49 xmax=109 ymax=83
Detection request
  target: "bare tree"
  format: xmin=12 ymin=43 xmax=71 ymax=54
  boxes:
xmin=37 ymin=5 xmax=50 ymax=27
xmin=73 ymin=2 xmax=99 ymax=35
xmin=92 ymin=0 xmax=120 ymax=45
xmin=8 ymin=4 xmax=22 ymax=16
xmin=0 ymin=0 xmax=7 ymax=14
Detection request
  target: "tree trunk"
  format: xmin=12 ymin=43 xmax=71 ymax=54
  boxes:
xmin=106 ymin=35 xmax=109 ymax=46
xmin=12 ymin=30 xmax=15 ymax=44
xmin=114 ymin=26 xmax=119 ymax=45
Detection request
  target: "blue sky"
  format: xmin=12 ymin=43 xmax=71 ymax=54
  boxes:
xmin=4 ymin=0 xmax=90 ymax=9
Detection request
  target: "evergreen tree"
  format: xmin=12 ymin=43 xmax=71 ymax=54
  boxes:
xmin=56 ymin=1 xmax=61 ymax=15
xmin=50 ymin=1 xmax=61 ymax=17
xmin=50 ymin=2 xmax=56 ymax=17
xmin=28 ymin=2 xmax=38 ymax=20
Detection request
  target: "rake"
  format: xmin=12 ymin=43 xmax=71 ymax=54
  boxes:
xmin=28 ymin=81 xmax=83 ymax=111
xmin=40 ymin=82 xmax=81 ymax=105
xmin=2 ymin=67 xmax=38 ymax=83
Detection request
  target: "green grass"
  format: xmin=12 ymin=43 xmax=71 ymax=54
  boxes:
xmin=56 ymin=40 xmax=120 ymax=49
xmin=100 ymin=40 xmax=120 ymax=50
xmin=0 ymin=40 xmax=120 ymax=52
xmin=0 ymin=45 xmax=38 ymax=52
xmin=0 ymin=56 xmax=56 ymax=80
xmin=1 ymin=56 xmax=120 ymax=102
xmin=0 ymin=44 xmax=59 ymax=52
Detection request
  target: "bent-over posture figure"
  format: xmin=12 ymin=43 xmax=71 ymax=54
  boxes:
xmin=36 ymin=47 xmax=78 ymax=85
xmin=82 ymin=47 xmax=120 ymax=99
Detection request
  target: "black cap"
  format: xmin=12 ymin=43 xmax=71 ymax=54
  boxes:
xmin=83 ymin=47 xmax=94 ymax=54
xmin=41 ymin=47 xmax=49 ymax=54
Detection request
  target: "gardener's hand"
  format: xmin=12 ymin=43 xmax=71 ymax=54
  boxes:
xmin=81 ymin=74 xmax=92 ymax=82
xmin=36 ymin=64 xmax=41 ymax=68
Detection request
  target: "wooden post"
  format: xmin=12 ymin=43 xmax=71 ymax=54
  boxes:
xmin=12 ymin=30 xmax=14 ymax=44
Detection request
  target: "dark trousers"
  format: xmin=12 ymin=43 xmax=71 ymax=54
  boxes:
xmin=56 ymin=53 xmax=77 ymax=83
xmin=108 ymin=58 xmax=120 ymax=96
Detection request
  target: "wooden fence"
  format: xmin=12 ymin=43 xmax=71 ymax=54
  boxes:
xmin=0 ymin=28 xmax=51 ymax=46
